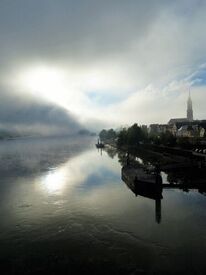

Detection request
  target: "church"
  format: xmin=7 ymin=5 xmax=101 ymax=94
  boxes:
xmin=168 ymin=91 xmax=193 ymax=125
xmin=167 ymin=91 xmax=206 ymax=138
xmin=149 ymin=90 xmax=206 ymax=138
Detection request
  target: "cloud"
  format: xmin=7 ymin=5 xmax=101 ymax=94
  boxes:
xmin=105 ymin=83 xmax=206 ymax=126
xmin=0 ymin=0 xmax=205 ymax=130
xmin=0 ymin=87 xmax=81 ymax=136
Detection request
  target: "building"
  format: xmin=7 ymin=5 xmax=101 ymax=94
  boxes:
xmin=168 ymin=118 xmax=188 ymax=125
xmin=167 ymin=124 xmax=177 ymax=136
xmin=200 ymin=127 xmax=205 ymax=138
xmin=177 ymin=125 xmax=205 ymax=138
xmin=177 ymin=125 xmax=194 ymax=138
xmin=187 ymin=90 xmax=193 ymax=121
xmin=148 ymin=123 xmax=177 ymax=136
xmin=168 ymin=90 xmax=194 ymax=125
xmin=147 ymin=90 xmax=206 ymax=139
xmin=148 ymin=124 xmax=161 ymax=135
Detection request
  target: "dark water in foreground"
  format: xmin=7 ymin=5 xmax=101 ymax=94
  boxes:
xmin=0 ymin=137 xmax=205 ymax=274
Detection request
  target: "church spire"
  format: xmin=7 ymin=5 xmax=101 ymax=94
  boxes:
xmin=187 ymin=88 xmax=193 ymax=121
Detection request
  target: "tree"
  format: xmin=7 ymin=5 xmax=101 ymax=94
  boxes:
xmin=117 ymin=124 xmax=147 ymax=147
xmin=99 ymin=128 xmax=117 ymax=141
xmin=159 ymin=131 xmax=176 ymax=146
xmin=99 ymin=129 xmax=107 ymax=140
xmin=117 ymin=128 xmax=128 ymax=147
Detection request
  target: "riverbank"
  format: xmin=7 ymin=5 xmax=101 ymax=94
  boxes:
xmin=104 ymin=139 xmax=206 ymax=161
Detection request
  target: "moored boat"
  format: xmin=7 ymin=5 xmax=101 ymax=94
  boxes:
xmin=96 ymin=139 xmax=105 ymax=148
xmin=121 ymin=165 xmax=162 ymax=199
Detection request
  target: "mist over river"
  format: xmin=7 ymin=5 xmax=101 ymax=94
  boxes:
xmin=0 ymin=137 xmax=205 ymax=274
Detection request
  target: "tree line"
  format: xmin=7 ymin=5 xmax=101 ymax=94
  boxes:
xmin=99 ymin=123 xmax=199 ymax=149
xmin=99 ymin=124 xmax=147 ymax=147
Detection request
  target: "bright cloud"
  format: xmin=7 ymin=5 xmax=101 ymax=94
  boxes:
xmin=0 ymin=0 xmax=206 ymax=131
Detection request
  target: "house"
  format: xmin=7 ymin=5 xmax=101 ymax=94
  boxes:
xmin=177 ymin=125 xmax=204 ymax=138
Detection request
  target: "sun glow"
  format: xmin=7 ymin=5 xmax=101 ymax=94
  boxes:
xmin=16 ymin=65 xmax=96 ymax=117
xmin=15 ymin=63 xmax=131 ymax=123
xmin=23 ymin=68 xmax=64 ymax=90
xmin=41 ymin=168 xmax=67 ymax=194
xmin=17 ymin=65 xmax=71 ymax=107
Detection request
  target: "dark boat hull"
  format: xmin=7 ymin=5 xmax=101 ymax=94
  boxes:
xmin=96 ymin=144 xmax=104 ymax=148
xmin=121 ymin=166 xmax=163 ymax=199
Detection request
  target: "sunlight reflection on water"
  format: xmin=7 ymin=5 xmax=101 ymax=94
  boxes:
xmin=41 ymin=169 xmax=67 ymax=193
xmin=0 ymin=137 xmax=205 ymax=274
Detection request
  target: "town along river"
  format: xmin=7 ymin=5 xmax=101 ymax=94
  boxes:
xmin=0 ymin=137 xmax=205 ymax=274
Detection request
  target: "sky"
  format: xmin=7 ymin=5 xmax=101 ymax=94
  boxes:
xmin=0 ymin=0 xmax=206 ymax=134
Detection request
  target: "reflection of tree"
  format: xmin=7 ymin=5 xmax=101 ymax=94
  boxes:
xmin=165 ymin=166 xmax=206 ymax=186
xmin=105 ymin=148 xmax=117 ymax=159
xmin=117 ymin=151 xmax=140 ymax=167
xmin=118 ymin=145 xmax=206 ymax=189
xmin=155 ymin=199 xmax=161 ymax=224
xmin=120 ymin=144 xmax=206 ymax=225
xmin=166 ymin=173 xmax=179 ymax=184
xmin=118 ymin=151 xmax=127 ymax=166
xmin=199 ymin=187 xmax=206 ymax=196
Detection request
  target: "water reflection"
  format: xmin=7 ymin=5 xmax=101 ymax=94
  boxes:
xmin=0 ymin=139 xmax=206 ymax=274
xmin=155 ymin=199 xmax=161 ymax=224
xmin=121 ymin=165 xmax=163 ymax=224
xmin=41 ymin=168 xmax=67 ymax=194
xmin=112 ymin=146 xmax=206 ymax=226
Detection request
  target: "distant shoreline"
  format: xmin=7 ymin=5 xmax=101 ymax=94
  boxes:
xmin=0 ymin=134 xmax=95 ymax=142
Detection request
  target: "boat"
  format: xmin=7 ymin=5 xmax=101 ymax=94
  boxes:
xmin=96 ymin=139 xmax=105 ymax=148
xmin=121 ymin=165 xmax=163 ymax=223
xmin=121 ymin=165 xmax=163 ymax=199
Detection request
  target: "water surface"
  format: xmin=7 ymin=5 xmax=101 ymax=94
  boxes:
xmin=0 ymin=137 xmax=205 ymax=274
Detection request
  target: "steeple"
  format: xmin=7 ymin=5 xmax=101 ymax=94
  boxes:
xmin=187 ymin=88 xmax=193 ymax=121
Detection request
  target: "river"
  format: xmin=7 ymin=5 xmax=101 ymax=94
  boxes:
xmin=0 ymin=137 xmax=205 ymax=274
